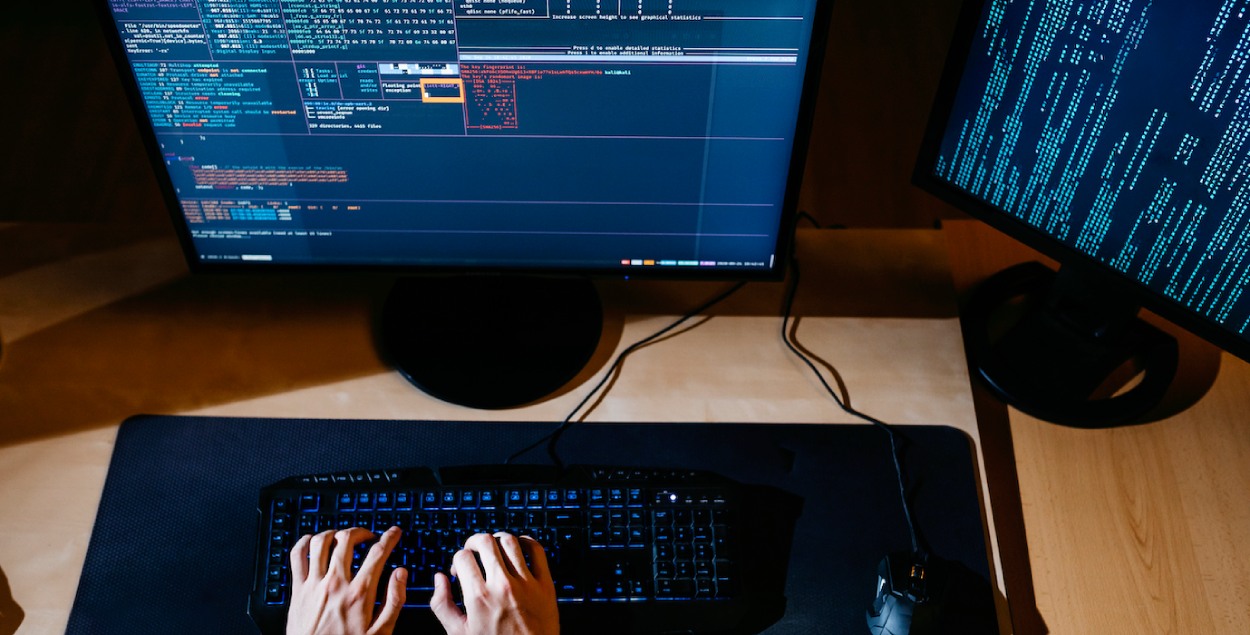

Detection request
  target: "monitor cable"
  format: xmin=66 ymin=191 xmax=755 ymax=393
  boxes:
xmin=505 ymin=280 xmax=749 ymax=469
xmin=782 ymin=214 xmax=921 ymax=556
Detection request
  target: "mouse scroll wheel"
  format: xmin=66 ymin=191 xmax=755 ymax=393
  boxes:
xmin=909 ymin=563 xmax=926 ymax=582
xmin=906 ymin=563 xmax=928 ymax=600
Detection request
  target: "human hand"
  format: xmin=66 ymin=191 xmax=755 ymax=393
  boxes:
xmin=286 ymin=526 xmax=408 ymax=635
xmin=430 ymin=532 xmax=560 ymax=635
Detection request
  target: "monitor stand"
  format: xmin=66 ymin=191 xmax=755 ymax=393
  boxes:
xmin=962 ymin=261 xmax=1179 ymax=428
xmin=378 ymin=276 xmax=603 ymax=409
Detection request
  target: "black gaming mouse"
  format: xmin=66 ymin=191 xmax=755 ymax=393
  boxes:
xmin=866 ymin=551 xmax=943 ymax=635
xmin=866 ymin=551 xmax=999 ymax=635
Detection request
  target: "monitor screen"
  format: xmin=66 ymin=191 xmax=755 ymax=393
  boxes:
xmin=920 ymin=0 xmax=1250 ymax=361
xmin=95 ymin=0 xmax=833 ymax=408
xmin=97 ymin=0 xmax=829 ymax=277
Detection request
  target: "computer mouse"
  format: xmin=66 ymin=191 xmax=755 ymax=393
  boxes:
xmin=866 ymin=551 xmax=944 ymax=635
xmin=865 ymin=551 xmax=999 ymax=635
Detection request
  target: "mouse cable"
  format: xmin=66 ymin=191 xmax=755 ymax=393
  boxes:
xmin=780 ymin=248 xmax=921 ymax=556
xmin=504 ymin=280 xmax=750 ymax=469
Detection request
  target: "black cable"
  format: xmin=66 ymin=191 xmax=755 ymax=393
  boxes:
xmin=505 ymin=280 xmax=749 ymax=469
xmin=780 ymin=249 xmax=922 ymax=555
xmin=795 ymin=210 xmax=823 ymax=229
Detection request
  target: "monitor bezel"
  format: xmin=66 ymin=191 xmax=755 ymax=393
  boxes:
xmin=914 ymin=0 xmax=1250 ymax=364
xmin=93 ymin=0 xmax=835 ymax=283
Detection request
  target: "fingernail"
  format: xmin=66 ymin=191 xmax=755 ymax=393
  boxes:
xmin=398 ymin=569 xmax=408 ymax=582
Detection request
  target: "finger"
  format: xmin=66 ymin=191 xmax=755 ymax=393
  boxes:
xmin=368 ymin=567 xmax=408 ymax=635
xmin=429 ymin=572 xmax=467 ymax=635
xmin=464 ymin=532 xmax=509 ymax=580
xmin=517 ymin=534 xmax=552 ymax=582
xmin=493 ymin=532 xmax=528 ymax=579
xmin=308 ymin=530 xmax=337 ymax=580
xmin=450 ymin=547 xmax=486 ymax=599
xmin=330 ymin=527 xmax=374 ymax=578
xmin=354 ymin=526 xmax=402 ymax=593
xmin=289 ymin=534 xmax=312 ymax=590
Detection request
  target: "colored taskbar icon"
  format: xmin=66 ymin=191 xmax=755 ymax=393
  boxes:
xmin=621 ymin=259 xmax=715 ymax=267
xmin=619 ymin=259 xmax=764 ymax=268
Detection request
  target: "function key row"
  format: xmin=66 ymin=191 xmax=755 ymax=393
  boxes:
xmin=295 ymin=470 xmax=405 ymax=486
xmin=290 ymin=467 xmax=710 ymax=488
xmin=280 ymin=486 xmax=684 ymax=514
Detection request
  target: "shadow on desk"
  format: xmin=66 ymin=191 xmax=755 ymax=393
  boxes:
xmin=0 ymin=229 xmax=960 ymax=447
xmin=0 ymin=565 xmax=23 ymax=635
xmin=0 ymin=274 xmax=390 ymax=447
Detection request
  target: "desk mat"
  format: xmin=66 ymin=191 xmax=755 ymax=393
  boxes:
xmin=68 ymin=416 xmax=996 ymax=634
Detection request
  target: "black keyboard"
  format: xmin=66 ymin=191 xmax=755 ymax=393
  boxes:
xmin=249 ymin=464 xmax=800 ymax=634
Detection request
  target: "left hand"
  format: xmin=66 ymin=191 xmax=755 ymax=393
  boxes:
xmin=286 ymin=526 xmax=408 ymax=635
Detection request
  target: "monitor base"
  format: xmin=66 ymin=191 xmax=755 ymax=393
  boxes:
xmin=962 ymin=261 xmax=1179 ymax=428
xmin=379 ymin=276 xmax=603 ymax=410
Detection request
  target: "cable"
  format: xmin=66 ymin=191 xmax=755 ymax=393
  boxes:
xmin=780 ymin=244 xmax=922 ymax=556
xmin=505 ymin=280 xmax=749 ymax=469
xmin=795 ymin=210 xmax=823 ymax=229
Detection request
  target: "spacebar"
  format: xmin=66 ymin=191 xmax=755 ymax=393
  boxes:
xmin=402 ymin=586 xmax=435 ymax=607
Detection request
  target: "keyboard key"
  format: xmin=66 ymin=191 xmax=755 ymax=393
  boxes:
xmin=380 ymin=492 xmax=397 ymax=511
xmin=478 ymin=489 xmax=498 ymax=509
xmin=527 ymin=489 xmax=544 ymax=508
xmin=588 ymin=489 xmax=607 ymax=507
xmin=556 ymin=581 xmax=582 ymax=599
xmin=656 ymin=579 xmax=695 ymax=600
xmin=395 ymin=491 xmax=412 ymax=511
xmin=417 ymin=491 xmax=435 ymax=510
xmin=653 ymin=526 xmax=673 ymax=543
xmin=336 ymin=493 xmax=355 ymax=512
xmin=627 ymin=489 xmax=644 ymax=507
xmin=549 ymin=510 xmax=579 ymax=526
xmin=608 ymin=488 xmax=626 ymax=507
xmin=265 ymin=583 xmax=285 ymax=604
xmin=505 ymin=489 xmax=525 ymax=508
xmin=628 ymin=527 xmax=646 ymax=547
xmin=441 ymin=490 xmax=459 ymax=510
xmin=545 ymin=489 xmax=563 ymax=508
xmin=696 ymin=579 xmax=715 ymax=598
xmin=298 ymin=494 xmax=319 ymax=512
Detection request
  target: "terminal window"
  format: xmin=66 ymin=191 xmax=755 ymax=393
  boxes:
xmin=106 ymin=0 xmax=822 ymax=270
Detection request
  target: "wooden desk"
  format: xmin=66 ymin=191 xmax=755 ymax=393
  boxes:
xmin=0 ymin=225 xmax=1002 ymax=634
xmin=944 ymin=220 xmax=1250 ymax=635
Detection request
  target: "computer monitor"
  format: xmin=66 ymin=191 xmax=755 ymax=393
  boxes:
xmin=918 ymin=0 xmax=1250 ymax=426
xmin=95 ymin=0 xmax=832 ymax=408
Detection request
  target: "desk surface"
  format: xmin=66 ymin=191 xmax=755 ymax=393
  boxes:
xmin=0 ymin=226 xmax=1000 ymax=634
xmin=943 ymin=220 xmax=1250 ymax=635
xmin=5 ymin=222 xmax=1248 ymax=634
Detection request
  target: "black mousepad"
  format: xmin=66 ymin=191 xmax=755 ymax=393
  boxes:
xmin=67 ymin=416 xmax=999 ymax=634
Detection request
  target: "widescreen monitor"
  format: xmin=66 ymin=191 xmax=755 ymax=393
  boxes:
xmin=96 ymin=0 xmax=832 ymax=408
xmin=918 ymin=0 xmax=1250 ymax=425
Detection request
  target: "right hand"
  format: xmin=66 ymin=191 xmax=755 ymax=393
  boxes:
xmin=430 ymin=532 xmax=560 ymax=635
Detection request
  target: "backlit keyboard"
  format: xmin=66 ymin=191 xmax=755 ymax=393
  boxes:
xmin=248 ymin=464 xmax=798 ymax=634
